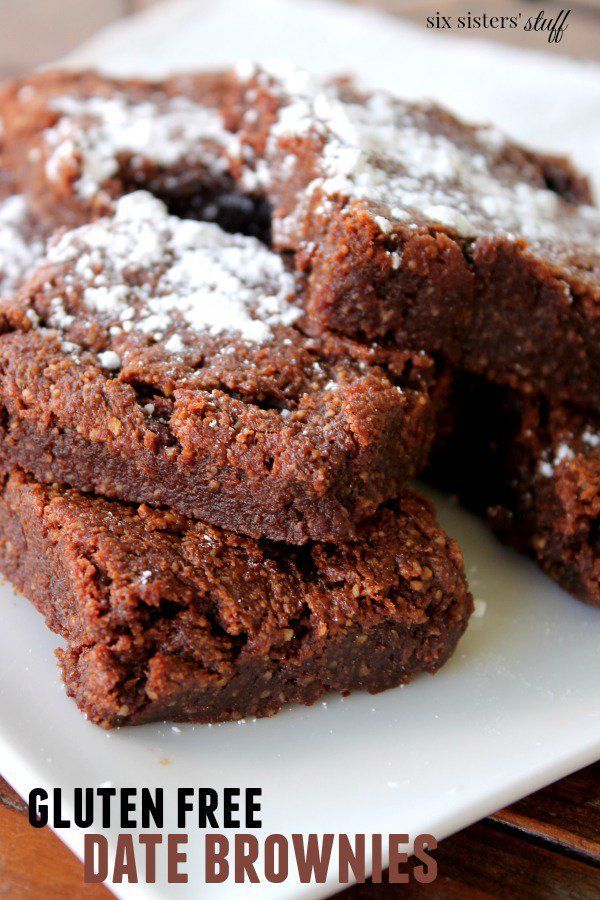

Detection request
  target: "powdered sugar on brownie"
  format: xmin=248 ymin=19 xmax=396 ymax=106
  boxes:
xmin=45 ymin=93 xmax=239 ymax=200
xmin=582 ymin=429 xmax=600 ymax=449
xmin=45 ymin=192 xmax=300 ymax=353
xmin=241 ymin=65 xmax=600 ymax=247
xmin=0 ymin=195 xmax=43 ymax=296
xmin=538 ymin=430 xmax=599 ymax=478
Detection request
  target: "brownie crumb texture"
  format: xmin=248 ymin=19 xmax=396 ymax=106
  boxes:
xmin=0 ymin=472 xmax=472 ymax=726
xmin=0 ymin=190 xmax=438 ymax=543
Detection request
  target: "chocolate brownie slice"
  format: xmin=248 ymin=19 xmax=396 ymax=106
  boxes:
xmin=429 ymin=380 xmax=599 ymax=606
xmin=0 ymin=470 xmax=473 ymax=727
xmin=0 ymin=191 xmax=440 ymax=544
xmin=0 ymin=69 xmax=249 ymax=236
xmin=226 ymin=64 xmax=600 ymax=412
xmin=488 ymin=399 xmax=599 ymax=607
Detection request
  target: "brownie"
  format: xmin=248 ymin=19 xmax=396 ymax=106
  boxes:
xmin=225 ymin=64 xmax=600 ymax=412
xmin=0 ymin=68 xmax=259 ymax=237
xmin=0 ymin=470 xmax=473 ymax=726
xmin=429 ymin=380 xmax=599 ymax=606
xmin=0 ymin=191 xmax=441 ymax=544
xmin=0 ymin=194 xmax=43 ymax=297
xmin=488 ymin=399 xmax=599 ymax=606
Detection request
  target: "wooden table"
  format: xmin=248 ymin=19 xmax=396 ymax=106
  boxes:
xmin=1 ymin=765 xmax=598 ymax=897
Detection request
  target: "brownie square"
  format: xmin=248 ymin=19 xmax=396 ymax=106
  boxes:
xmin=0 ymin=191 xmax=442 ymax=543
xmin=0 ymin=471 xmax=473 ymax=726
xmin=226 ymin=65 xmax=600 ymax=412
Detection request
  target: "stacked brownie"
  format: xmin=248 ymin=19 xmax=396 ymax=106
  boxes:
xmin=0 ymin=473 xmax=470 ymax=726
xmin=0 ymin=70 xmax=473 ymax=726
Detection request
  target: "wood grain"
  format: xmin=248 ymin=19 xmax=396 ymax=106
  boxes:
xmin=489 ymin=764 xmax=600 ymax=865
xmin=341 ymin=820 xmax=600 ymax=898
xmin=0 ymin=802 xmax=110 ymax=898
xmin=0 ymin=778 xmax=26 ymax=815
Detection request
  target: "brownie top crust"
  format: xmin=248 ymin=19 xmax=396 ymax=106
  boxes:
xmin=3 ymin=64 xmax=597 ymax=411
xmin=34 ymin=190 xmax=301 ymax=351
xmin=230 ymin=63 xmax=599 ymax=265
xmin=42 ymin=87 xmax=234 ymax=202
xmin=222 ymin=64 xmax=600 ymax=410
xmin=3 ymin=65 xmax=598 ymax=283
xmin=0 ymin=195 xmax=43 ymax=297
xmin=3 ymin=65 xmax=598 ymax=265
xmin=0 ymin=191 xmax=438 ymax=543
xmin=11 ymin=65 xmax=597 ymax=257
xmin=0 ymin=69 xmax=239 ymax=233
xmin=4 ymin=190 xmax=431 ymax=394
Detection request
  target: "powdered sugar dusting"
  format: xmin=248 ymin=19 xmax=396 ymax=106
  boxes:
xmin=45 ymin=93 xmax=238 ymax=200
xmin=554 ymin=443 xmax=576 ymax=465
xmin=582 ymin=429 xmax=600 ymax=449
xmin=243 ymin=65 xmax=600 ymax=248
xmin=0 ymin=195 xmax=43 ymax=296
xmin=538 ymin=459 xmax=555 ymax=478
xmin=537 ymin=434 xmax=598 ymax=478
xmin=46 ymin=192 xmax=300 ymax=354
xmin=539 ymin=441 xmax=575 ymax=477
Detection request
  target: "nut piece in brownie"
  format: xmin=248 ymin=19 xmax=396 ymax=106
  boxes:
xmin=0 ymin=69 xmax=259 ymax=236
xmin=226 ymin=64 xmax=600 ymax=411
xmin=0 ymin=191 xmax=440 ymax=544
xmin=429 ymin=380 xmax=599 ymax=606
xmin=0 ymin=470 xmax=473 ymax=727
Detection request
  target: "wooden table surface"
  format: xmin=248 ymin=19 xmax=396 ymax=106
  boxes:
xmin=1 ymin=765 xmax=598 ymax=897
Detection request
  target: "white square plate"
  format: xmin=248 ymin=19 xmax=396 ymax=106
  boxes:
xmin=1 ymin=2 xmax=599 ymax=897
